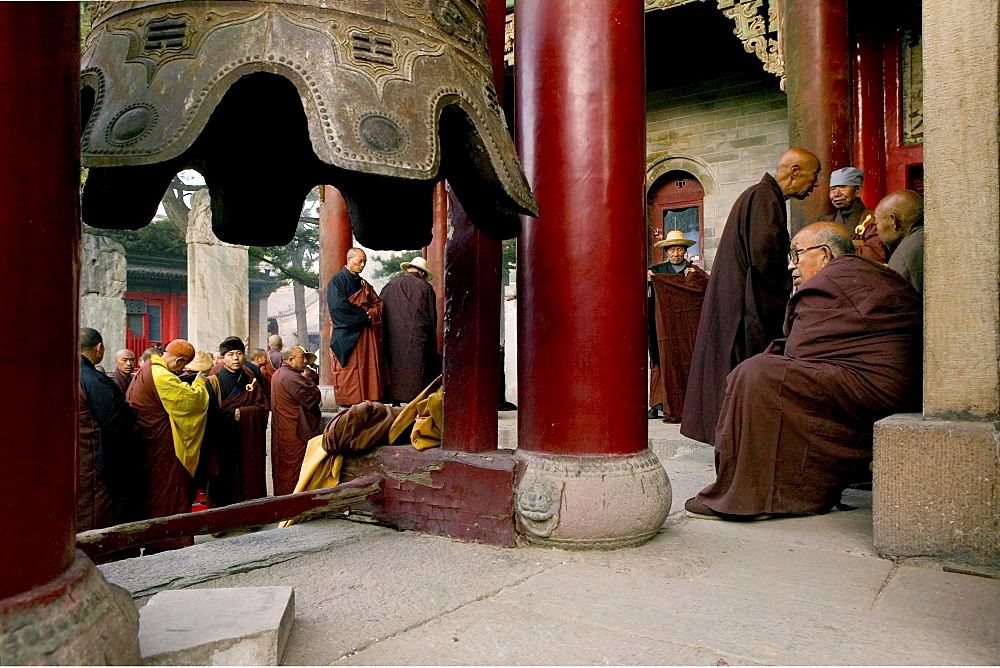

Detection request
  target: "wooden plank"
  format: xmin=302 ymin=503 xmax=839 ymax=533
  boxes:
xmin=77 ymin=475 xmax=383 ymax=560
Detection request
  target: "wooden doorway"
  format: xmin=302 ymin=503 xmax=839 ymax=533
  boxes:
xmin=649 ymin=171 xmax=704 ymax=265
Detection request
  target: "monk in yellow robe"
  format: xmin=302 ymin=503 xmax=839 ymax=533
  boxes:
xmin=126 ymin=339 xmax=209 ymax=552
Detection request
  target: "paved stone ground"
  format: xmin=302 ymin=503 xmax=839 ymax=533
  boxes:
xmin=101 ymin=421 xmax=1000 ymax=666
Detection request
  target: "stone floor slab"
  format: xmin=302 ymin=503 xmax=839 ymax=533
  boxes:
xmin=872 ymin=564 xmax=1000 ymax=630
xmin=139 ymin=586 xmax=294 ymax=666
xmin=336 ymin=598 xmax=760 ymax=666
xmin=489 ymin=562 xmax=998 ymax=664
xmin=694 ymin=541 xmax=894 ymax=611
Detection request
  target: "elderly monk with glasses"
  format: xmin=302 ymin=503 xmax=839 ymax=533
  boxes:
xmin=685 ymin=222 xmax=922 ymax=521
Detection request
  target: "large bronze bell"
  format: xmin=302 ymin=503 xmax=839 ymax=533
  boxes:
xmin=80 ymin=0 xmax=536 ymax=248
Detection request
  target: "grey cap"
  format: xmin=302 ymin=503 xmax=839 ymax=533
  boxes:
xmin=830 ymin=167 xmax=864 ymax=188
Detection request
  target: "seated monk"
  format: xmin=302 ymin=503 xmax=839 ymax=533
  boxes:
xmin=685 ymin=222 xmax=922 ymax=520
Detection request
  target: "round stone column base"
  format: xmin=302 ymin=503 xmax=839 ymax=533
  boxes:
xmin=514 ymin=449 xmax=672 ymax=550
xmin=0 ymin=550 xmax=140 ymax=665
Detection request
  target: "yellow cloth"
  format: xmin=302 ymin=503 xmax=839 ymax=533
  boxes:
xmin=389 ymin=375 xmax=443 ymax=450
xmin=151 ymin=355 xmax=210 ymax=476
xmin=278 ymin=435 xmax=343 ymax=528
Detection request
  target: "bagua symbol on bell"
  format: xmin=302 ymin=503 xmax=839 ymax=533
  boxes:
xmin=80 ymin=0 xmax=537 ymax=249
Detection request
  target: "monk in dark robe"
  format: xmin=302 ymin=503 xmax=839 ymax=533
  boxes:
xmin=271 ymin=345 xmax=323 ymax=495
xmin=267 ymin=335 xmax=283 ymax=372
xmin=327 ymin=247 xmax=387 ymax=405
xmin=681 ymin=148 xmax=821 ymax=445
xmin=825 ymin=166 xmax=886 ymax=263
xmin=249 ymin=348 xmax=276 ymax=387
xmin=647 ymin=231 xmax=708 ymax=422
xmin=107 ymin=348 xmax=136 ymax=395
xmin=78 ymin=328 xmax=136 ymax=532
xmin=685 ymin=223 xmax=922 ymax=520
xmin=205 ymin=337 xmax=270 ymax=506
xmin=127 ymin=339 xmax=209 ymax=551
xmin=380 ymin=255 xmax=441 ymax=404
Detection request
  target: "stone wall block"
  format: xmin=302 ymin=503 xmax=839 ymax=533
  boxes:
xmin=79 ymin=234 xmax=127 ymax=356
xmin=873 ymin=414 xmax=1000 ymax=567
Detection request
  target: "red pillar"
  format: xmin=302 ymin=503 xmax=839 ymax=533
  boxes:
xmin=439 ymin=0 xmax=506 ymax=453
xmin=783 ymin=0 xmax=851 ymax=231
xmin=854 ymin=32 xmax=887 ymax=209
xmin=318 ymin=186 xmax=353 ymax=388
xmin=515 ymin=0 xmax=647 ymax=456
xmin=424 ymin=181 xmax=447 ymax=354
xmin=0 ymin=2 xmax=80 ymax=600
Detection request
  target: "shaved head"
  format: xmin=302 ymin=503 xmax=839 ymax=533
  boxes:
xmin=268 ymin=334 xmax=283 ymax=349
xmin=346 ymin=247 xmax=367 ymax=274
xmin=114 ymin=348 xmax=137 ymax=375
xmin=874 ymin=190 xmax=924 ymax=248
xmin=789 ymin=222 xmax=854 ymax=288
xmin=161 ymin=339 xmax=195 ymax=375
xmin=775 ymin=148 xmax=822 ymax=200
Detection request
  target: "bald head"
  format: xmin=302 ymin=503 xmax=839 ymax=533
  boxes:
xmin=346 ymin=247 xmax=367 ymax=274
xmin=161 ymin=339 xmax=195 ymax=375
xmin=874 ymin=190 xmax=924 ymax=248
xmin=789 ymin=222 xmax=855 ymax=288
xmin=775 ymin=148 xmax=822 ymax=200
xmin=268 ymin=334 xmax=283 ymax=350
xmin=114 ymin=349 xmax=136 ymax=375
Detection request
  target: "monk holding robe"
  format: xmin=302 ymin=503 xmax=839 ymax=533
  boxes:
xmin=126 ymin=339 xmax=209 ymax=551
xmin=206 ymin=337 xmax=270 ymax=506
xmin=327 ymin=247 xmax=387 ymax=405
xmin=271 ymin=345 xmax=323 ymax=495
xmin=681 ymin=148 xmax=821 ymax=445
xmin=685 ymin=223 xmax=922 ymax=520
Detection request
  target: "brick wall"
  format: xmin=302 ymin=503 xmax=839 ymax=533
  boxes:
xmin=646 ymin=72 xmax=788 ymax=270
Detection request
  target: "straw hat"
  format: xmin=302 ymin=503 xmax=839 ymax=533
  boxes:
xmin=185 ymin=350 xmax=214 ymax=372
xmin=400 ymin=255 xmax=433 ymax=281
xmin=653 ymin=229 xmax=696 ymax=249
xmin=304 ymin=350 xmax=318 ymax=366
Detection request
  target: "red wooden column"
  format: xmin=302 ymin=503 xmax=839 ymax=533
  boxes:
xmin=513 ymin=0 xmax=671 ymax=548
xmin=439 ymin=0 xmax=506 ymax=452
xmin=853 ymin=32 xmax=887 ymax=208
xmin=423 ymin=181 xmax=447 ymax=354
xmin=0 ymin=4 xmax=139 ymax=661
xmin=318 ymin=185 xmax=353 ymax=391
xmin=783 ymin=0 xmax=851 ymax=231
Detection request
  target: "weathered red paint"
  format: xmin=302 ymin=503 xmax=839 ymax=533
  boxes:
xmin=853 ymin=32 xmax=888 ymax=208
xmin=783 ymin=0 xmax=851 ymax=231
xmin=319 ymin=186 xmax=354 ymax=386
xmin=442 ymin=190 xmax=501 ymax=452
xmin=514 ymin=0 xmax=648 ymax=456
xmin=424 ymin=181 xmax=447 ymax=354
xmin=76 ymin=475 xmax=383 ymax=559
xmin=0 ymin=3 xmax=80 ymax=601
xmin=341 ymin=447 xmax=517 ymax=546
xmin=881 ymin=29 xmax=924 ymax=195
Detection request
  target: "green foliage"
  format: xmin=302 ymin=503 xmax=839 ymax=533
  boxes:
xmin=84 ymin=219 xmax=187 ymax=259
xmin=372 ymin=250 xmax=423 ymax=281
xmin=249 ymin=220 xmax=320 ymax=289
xmin=502 ymin=237 xmax=517 ymax=276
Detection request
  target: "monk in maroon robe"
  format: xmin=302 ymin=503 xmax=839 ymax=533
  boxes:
xmin=206 ymin=337 xmax=270 ymax=506
xmin=685 ymin=223 xmax=921 ymax=520
xmin=127 ymin=339 xmax=209 ymax=551
xmin=649 ymin=269 xmax=708 ymax=422
xmin=380 ymin=256 xmax=440 ymax=404
xmin=271 ymin=345 xmax=322 ymax=495
xmin=107 ymin=348 xmax=136 ymax=396
xmin=327 ymin=248 xmax=387 ymax=405
xmin=681 ymin=148 xmax=821 ymax=445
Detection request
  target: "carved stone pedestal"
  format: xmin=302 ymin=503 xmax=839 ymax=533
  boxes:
xmin=514 ymin=450 xmax=672 ymax=550
xmin=0 ymin=551 xmax=140 ymax=665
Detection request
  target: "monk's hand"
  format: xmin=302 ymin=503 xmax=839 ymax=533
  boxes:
xmin=234 ymin=408 xmax=241 ymax=422
xmin=647 ymin=270 xmax=654 ymax=280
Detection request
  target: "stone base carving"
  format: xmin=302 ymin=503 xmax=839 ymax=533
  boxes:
xmin=0 ymin=550 xmax=140 ymax=665
xmin=514 ymin=449 xmax=672 ymax=550
xmin=874 ymin=414 xmax=1000 ymax=568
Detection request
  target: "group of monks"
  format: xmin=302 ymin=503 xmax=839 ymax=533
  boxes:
xmin=77 ymin=329 xmax=326 ymax=552
xmin=649 ymin=148 xmax=926 ymax=521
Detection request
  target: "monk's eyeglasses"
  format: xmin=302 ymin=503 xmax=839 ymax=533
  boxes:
xmin=788 ymin=244 xmax=830 ymax=265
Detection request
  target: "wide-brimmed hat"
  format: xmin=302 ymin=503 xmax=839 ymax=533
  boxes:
xmin=400 ymin=255 xmax=433 ymax=281
xmin=185 ymin=350 xmax=214 ymax=372
xmin=653 ymin=230 xmax=696 ymax=249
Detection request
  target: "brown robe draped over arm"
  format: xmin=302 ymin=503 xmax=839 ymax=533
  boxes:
xmin=695 ymin=255 xmax=922 ymax=516
xmin=380 ymin=273 xmax=440 ymax=403
xmin=681 ymin=173 xmax=792 ymax=445
xmin=331 ymin=280 xmax=387 ymax=405
xmin=649 ymin=267 xmax=709 ymax=422
xmin=270 ymin=363 xmax=322 ymax=496
xmin=125 ymin=360 xmax=194 ymax=551
xmin=206 ymin=364 xmax=270 ymax=505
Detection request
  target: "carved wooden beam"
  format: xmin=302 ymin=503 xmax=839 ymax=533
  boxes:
xmin=76 ymin=475 xmax=383 ymax=560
